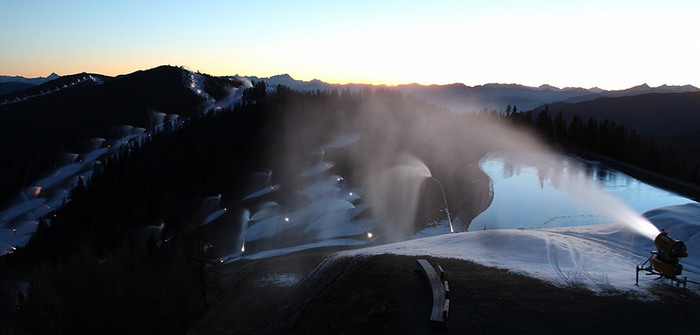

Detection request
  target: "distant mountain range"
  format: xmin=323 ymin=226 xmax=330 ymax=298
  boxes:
xmin=0 ymin=72 xmax=60 ymax=84
xmin=243 ymin=74 xmax=699 ymax=112
xmin=7 ymin=71 xmax=698 ymax=113
xmin=0 ymin=73 xmax=61 ymax=95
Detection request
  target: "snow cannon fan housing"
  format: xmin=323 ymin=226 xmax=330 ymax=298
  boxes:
xmin=651 ymin=230 xmax=688 ymax=277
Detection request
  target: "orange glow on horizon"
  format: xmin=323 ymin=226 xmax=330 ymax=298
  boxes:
xmin=4 ymin=60 xmax=697 ymax=92
xmin=1 ymin=2 xmax=698 ymax=91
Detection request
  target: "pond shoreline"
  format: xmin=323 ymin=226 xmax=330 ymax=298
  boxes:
xmin=472 ymin=149 xmax=696 ymax=231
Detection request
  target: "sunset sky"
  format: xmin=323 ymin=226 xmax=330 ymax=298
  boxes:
xmin=1 ymin=0 xmax=698 ymax=90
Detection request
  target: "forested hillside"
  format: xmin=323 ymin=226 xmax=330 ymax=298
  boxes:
xmin=3 ymin=83 xmax=540 ymax=333
xmin=535 ymin=92 xmax=700 ymax=136
xmin=516 ymin=105 xmax=700 ymax=193
xmin=0 ymin=66 xmax=240 ymax=207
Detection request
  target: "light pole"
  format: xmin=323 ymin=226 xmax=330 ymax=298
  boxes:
xmin=430 ymin=177 xmax=454 ymax=233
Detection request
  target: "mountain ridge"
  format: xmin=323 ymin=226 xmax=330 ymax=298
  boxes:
xmin=0 ymin=72 xmax=60 ymax=85
xmin=0 ymin=66 xmax=211 ymax=206
xmin=246 ymin=73 xmax=698 ymax=93
xmin=242 ymin=74 xmax=699 ymax=112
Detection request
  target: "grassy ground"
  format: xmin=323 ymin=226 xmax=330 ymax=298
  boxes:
xmin=189 ymin=250 xmax=700 ymax=335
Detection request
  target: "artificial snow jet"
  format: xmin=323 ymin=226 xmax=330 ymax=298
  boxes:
xmin=636 ymin=229 xmax=689 ymax=293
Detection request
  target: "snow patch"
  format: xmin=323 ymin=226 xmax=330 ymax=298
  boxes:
xmin=256 ymin=273 xmax=302 ymax=287
xmin=222 ymin=238 xmax=370 ymax=263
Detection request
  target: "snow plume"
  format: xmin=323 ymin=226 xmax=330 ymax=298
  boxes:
xmin=0 ymin=145 xmax=111 ymax=251
xmin=148 ymin=109 xmax=167 ymax=127
xmin=365 ymin=154 xmax=432 ymax=241
xmin=233 ymin=75 xmax=253 ymax=88
xmin=207 ymin=86 xmax=246 ymax=113
xmin=473 ymin=152 xmax=661 ymax=241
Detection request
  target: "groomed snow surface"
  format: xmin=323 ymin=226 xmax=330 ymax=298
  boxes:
xmin=340 ymin=204 xmax=700 ymax=295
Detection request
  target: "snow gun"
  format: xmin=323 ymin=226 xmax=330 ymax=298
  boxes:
xmin=636 ymin=229 xmax=689 ymax=294
xmin=651 ymin=230 xmax=688 ymax=277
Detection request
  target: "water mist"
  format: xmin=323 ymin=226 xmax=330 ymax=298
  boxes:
xmin=225 ymin=87 xmax=676 ymax=262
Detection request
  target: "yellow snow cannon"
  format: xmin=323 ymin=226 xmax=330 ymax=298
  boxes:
xmin=651 ymin=230 xmax=688 ymax=277
xmin=636 ymin=229 xmax=689 ymax=294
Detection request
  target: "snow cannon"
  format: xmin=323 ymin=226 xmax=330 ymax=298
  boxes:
xmin=636 ymin=229 xmax=689 ymax=294
xmin=651 ymin=230 xmax=688 ymax=277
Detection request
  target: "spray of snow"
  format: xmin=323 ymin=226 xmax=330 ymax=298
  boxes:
xmin=473 ymin=152 xmax=665 ymax=240
xmin=234 ymin=134 xmax=375 ymax=258
xmin=242 ymin=184 xmax=282 ymax=201
xmin=366 ymin=155 xmax=432 ymax=241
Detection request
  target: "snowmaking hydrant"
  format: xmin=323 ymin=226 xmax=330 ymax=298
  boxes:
xmin=636 ymin=229 xmax=689 ymax=293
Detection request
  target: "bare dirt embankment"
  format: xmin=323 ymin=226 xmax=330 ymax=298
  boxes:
xmin=189 ymin=249 xmax=700 ymax=335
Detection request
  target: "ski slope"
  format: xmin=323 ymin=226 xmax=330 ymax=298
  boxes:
xmin=1 ymin=71 xmax=248 ymax=255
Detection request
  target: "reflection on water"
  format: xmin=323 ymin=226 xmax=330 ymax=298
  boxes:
xmin=471 ymin=152 xmax=696 ymax=231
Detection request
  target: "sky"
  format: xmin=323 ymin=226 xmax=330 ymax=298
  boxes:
xmin=1 ymin=0 xmax=698 ymax=90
